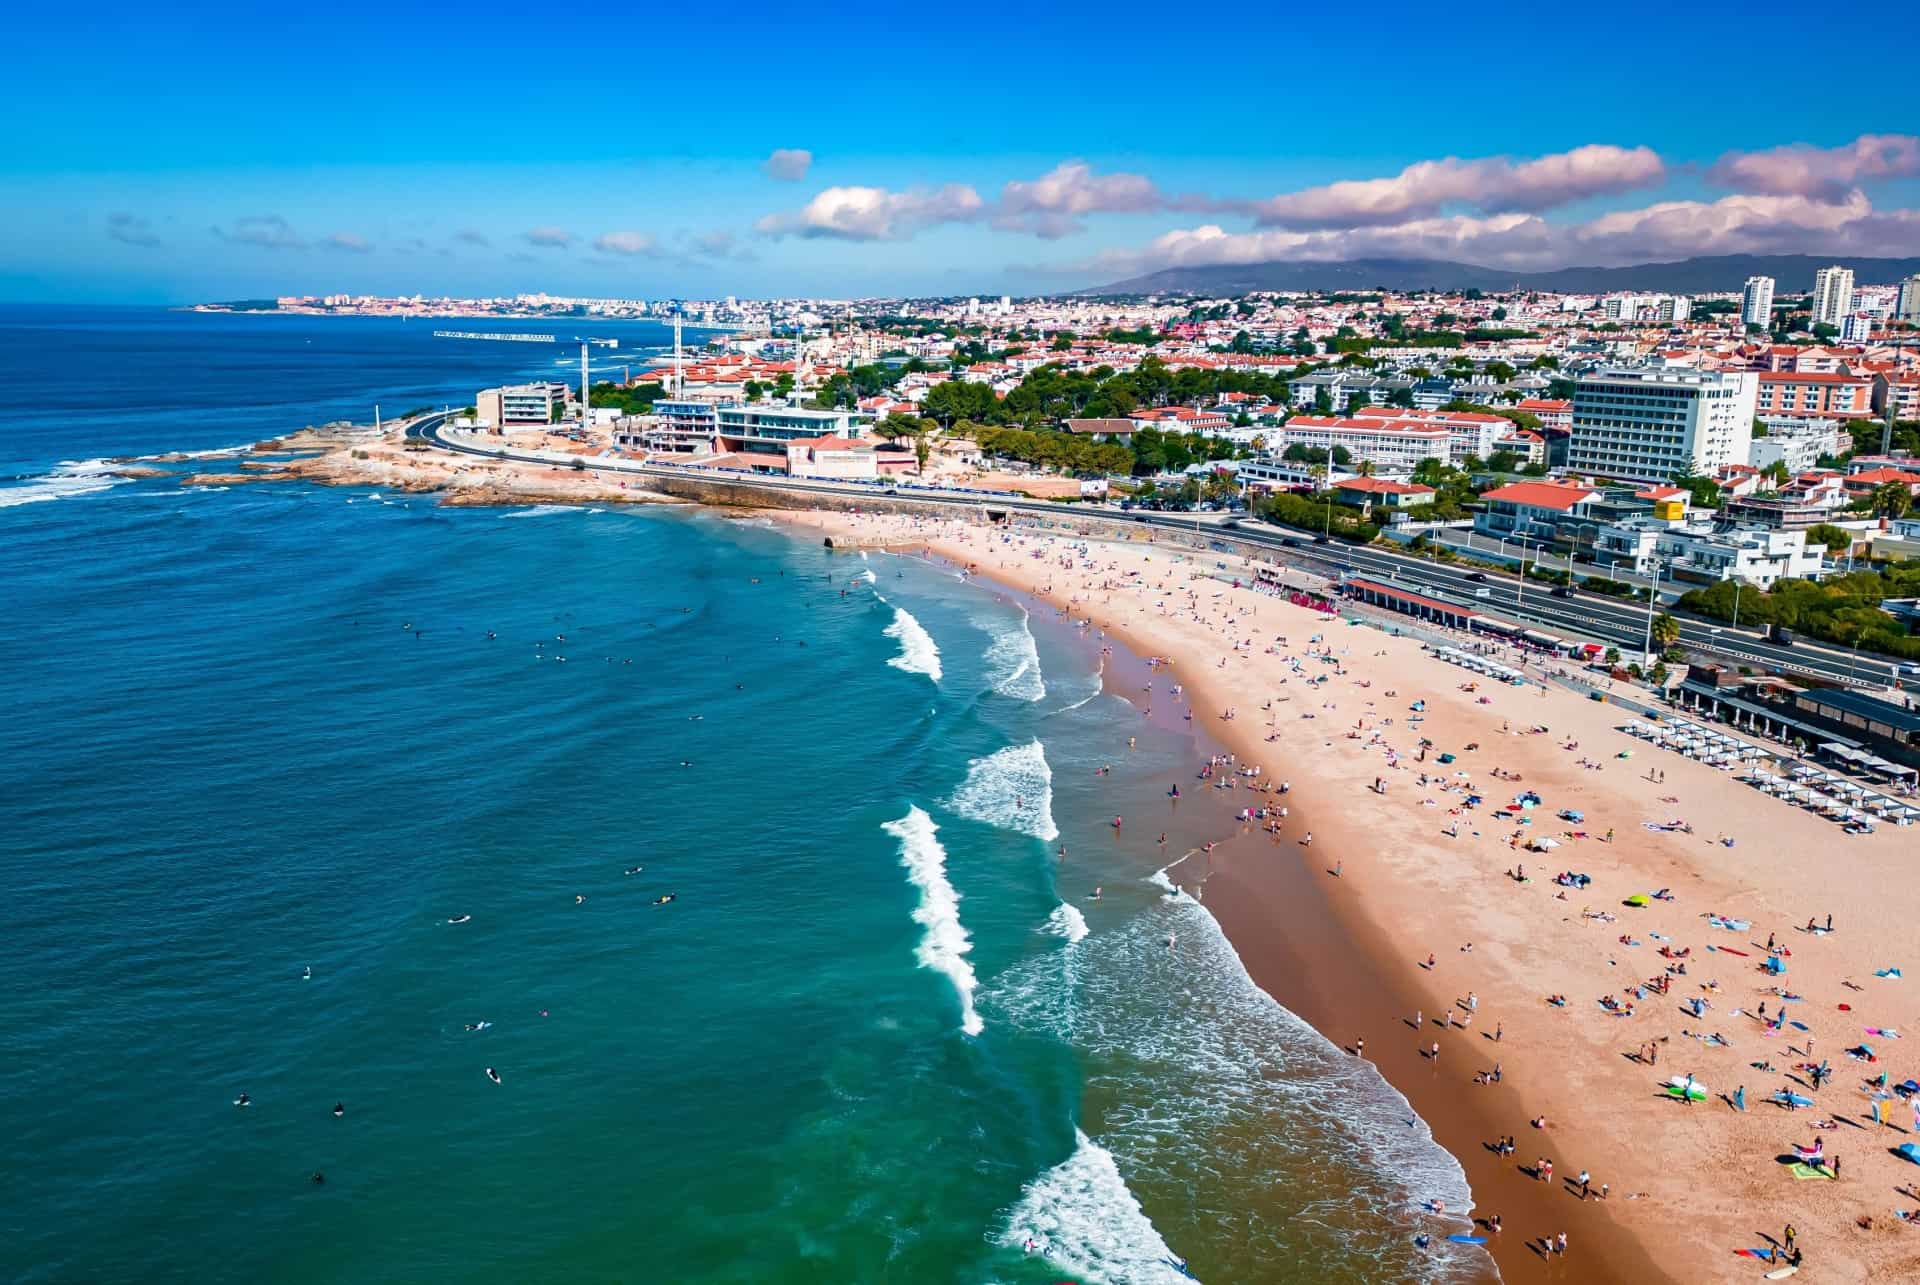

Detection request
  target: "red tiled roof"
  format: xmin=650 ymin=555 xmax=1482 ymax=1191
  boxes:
xmin=1480 ymin=481 xmax=1597 ymax=511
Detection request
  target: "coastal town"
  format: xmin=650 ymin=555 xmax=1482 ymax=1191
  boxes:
xmin=173 ymin=266 xmax=1920 ymax=1282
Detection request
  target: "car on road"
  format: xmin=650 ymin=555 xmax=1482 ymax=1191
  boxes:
xmin=1281 ymin=537 xmax=1302 ymax=547
xmin=1465 ymin=571 xmax=1489 ymax=583
xmin=1550 ymin=585 xmax=1575 ymax=598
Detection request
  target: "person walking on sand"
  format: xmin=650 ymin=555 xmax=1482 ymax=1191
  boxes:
xmin=1356 ymin=1037 xmax=1365 ymax=1058
xmin=1578 ymin=1170 xmax=1590 ymax=1199
xmin=1555 ymin=1231 xmax=1567 ymax=1257
xmin=1430 ymin=1041 xmax=1440 ymax=1062
xmin=1784 ymin=1223 xmax=1796 ymax=1253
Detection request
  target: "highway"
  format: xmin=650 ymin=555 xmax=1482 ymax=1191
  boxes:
xmin=407 ymin=413 xmax=1906 ymax=691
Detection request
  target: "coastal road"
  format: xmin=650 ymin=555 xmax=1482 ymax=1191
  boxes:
xmin=411 ymin=416 xmax=1905 ymax=691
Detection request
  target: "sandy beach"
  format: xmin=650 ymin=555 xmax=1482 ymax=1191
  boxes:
xmin=783 ymin=506 xmax=1920 ymax=1284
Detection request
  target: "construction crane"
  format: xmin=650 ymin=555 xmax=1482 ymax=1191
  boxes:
xmin=571 ymin=336 xmax=618 ymax=429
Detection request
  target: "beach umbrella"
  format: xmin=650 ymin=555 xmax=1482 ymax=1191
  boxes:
xmin=1898 ymin=1143 xmax=1920 ymax=1166
xmin=1625 ymin=894 xmax=1651 ymax=907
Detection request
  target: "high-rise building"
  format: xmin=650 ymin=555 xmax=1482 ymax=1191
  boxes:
xmin=1568 ymin=367 xmax=1758 ymax=484
xmin=1812 ymin=265 xmax=1855 ymax=327
xmin=1603 ymin=294 xmax=1639 ymax=322
xmin=1656 ymin=295 xmax=1691 ymax=324
xmin=1898 ymin=274 xmax=1920 ymax=324
xmin=1741 ymin=275 xmax=1775 ymax=328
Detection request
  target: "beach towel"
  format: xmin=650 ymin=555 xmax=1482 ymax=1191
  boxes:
xmin=1868 ymin=1027 xmax=1902 ymax=1038
xmin=1789 ymin=1162 xmax=1834 ymax=1180
xmin=1873 ymin=1098 xmax=1894 ymax=1126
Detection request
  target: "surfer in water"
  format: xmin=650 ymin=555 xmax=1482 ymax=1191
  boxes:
xmin=234 ymin=1093 xmax=250 ymax=1108
xmin=332 ymin=1102 xmax=345 ymax=1118
xmin=485 ymin=1067 xmax=502 ymax=1085
xmin=654 ymin=894 xmax=677 ymax=905
xmin=624 ymin=865 xmax=643 ymax=875
xmin=302 ymin=966 xmax=312 ymax=981
xmin=448 ymin=914 xmax=471 ymax=925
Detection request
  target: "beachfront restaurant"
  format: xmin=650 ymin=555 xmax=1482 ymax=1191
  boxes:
xmin=1343 ymin=577 xmax=1479 ymax=630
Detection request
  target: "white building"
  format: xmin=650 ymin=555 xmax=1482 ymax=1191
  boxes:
xmin=475 ymin=383 xmax=563 ymax=430
xmin=1603 ymin=294 xmax=1640 ymax=322
xmin=1812 ymin=265 xmax=1855 ymax=327
xmin=1841 ymin=313 xmax=1877 ymax=343
xmin=1594 ymin=519 xmax=1824 ymax=587
xmin=1749 ymin=416 xmax=1850 ymax=474
xmin=1271 ymin=416 xmax=1449 ymax=473
xmin=1741 ymin=275 xmax=1775 ymax=327
xmin=1568 ymin=366 xmax=1758 ymax=484
xmin=1899 ymin=274 xmax=1920 ymax=324
xmin=1655 ymin=295 xmax=1691 ymax=324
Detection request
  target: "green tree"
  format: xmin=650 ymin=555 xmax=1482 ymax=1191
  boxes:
xmin=1651 ymin=613 xmax=1681 ymax=649
xmin=1873 ymin=480 xmax=1914 ymax=518
xmin=1805 ymin=522 xmax=1853 ymax=554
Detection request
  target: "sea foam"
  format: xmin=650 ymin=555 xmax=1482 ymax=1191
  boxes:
xmin=882 ymin=806 xmax=982 ymax=1037
xmin=998 ymin=1129 xmax=1194 ymax=1284
xmin=0 ymin=460 xmax=129 ymax=509
xmin=1043 ymin=901 xmax=1090 ymax=944
xmin=883 ymin=606 xmax=942 ymax=682
xmin=980 ymin=607 xmax=1046 ymax=702
xmin=983 ymin=866 xmax=1480 ymax=1280
xmin=946 ymin=739 xmax=1059 ymax=842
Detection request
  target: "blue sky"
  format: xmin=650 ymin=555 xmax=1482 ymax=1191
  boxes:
xmin=4 ymin=0 xmax=1917 ymax=302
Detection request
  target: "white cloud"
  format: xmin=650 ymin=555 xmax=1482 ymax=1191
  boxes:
xmin=1077 ymin=189 xmax=1920 ymax=278
xmin=593 ymin=231 xmax=660 ymax=256
xmin=1250 ymin=145 xmax=1666 ymax=229
xmin=1707 ymin=134 xmax=1920 ymax=201
xmin=995 ymin=161 xmax=1176 ymax=237
xmin=755 ymin=183 xmax=985 ymax=240
xmin=523 ymin=226 xmax=574 ymax=249
xmin=763 ymin=148 xmax=813 ymax=182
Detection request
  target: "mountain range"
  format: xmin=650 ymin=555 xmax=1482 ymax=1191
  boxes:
xmin=1085 ymin=254 xmax=1920 ymax=298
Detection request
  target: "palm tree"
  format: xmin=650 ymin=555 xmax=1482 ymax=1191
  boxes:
xmin=1651 ymin=612 xmax=1681 ymax=649
xmin=1872 ymin=480 xmax=1914 ymax=519
xmin=1356 ymin=459 xmax=1376 ymax=478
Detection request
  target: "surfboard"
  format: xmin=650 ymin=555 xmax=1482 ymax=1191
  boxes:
xmin=1714 ymin=947 xmax=1750 ymax=956
xmin=1447 ymin=1234 xmax=1488 ymax=1244
xmin=1765 ymin=1266 xmax=1799 ymax=1279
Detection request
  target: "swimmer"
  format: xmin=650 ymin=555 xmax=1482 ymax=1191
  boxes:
xmin=1091 ymin=886 xmax=1102 ymax=900
xmin=1166 ymin=933 xmax=1177 ymax=951
xmin=575 ymin=894 xmax=586 ymax=905
xmin=302 ymin=965 xmax=312 ymax=981
xmin=332 ymin=1102 xmax=345 ymax=1118
xmin=311 ymin=1171 xmax=326 ymax=1184
xmin=485 ymin=1067 xmax=502 ymax=1085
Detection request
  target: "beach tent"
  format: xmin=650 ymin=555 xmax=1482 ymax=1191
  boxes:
xmin=1898 ymin=1142 xmax=1920 ymax=1166
xmin=1625 ymin=894 xmax=1651 ymax=907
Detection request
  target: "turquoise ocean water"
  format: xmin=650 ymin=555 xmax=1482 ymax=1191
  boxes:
xmin=0 ymin=307 xmax=1480 ymax=1283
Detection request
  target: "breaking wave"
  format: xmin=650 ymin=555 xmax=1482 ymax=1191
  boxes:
xmin=883 ymin=606 xmax=942 ymax=682
xmin=980 ymin=607 xmax=1045 ymax=702
xmin=0 ymin=460 xmax=130 ymax=509
xmin=1044 ymin=901 xmax=1090 ymax=944
xmin=882 ymin=806 xmax=982 ymax=1037
xmin=997 ymin=1129 xmax=1194 ymax=1284
xmin=945 ymin=739 xmax=1059 ymax=842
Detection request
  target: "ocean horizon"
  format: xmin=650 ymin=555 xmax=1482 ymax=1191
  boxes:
xmin=0 ymin=306 xmax=1479 ymax=1283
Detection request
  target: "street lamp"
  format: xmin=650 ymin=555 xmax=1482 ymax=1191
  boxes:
xmin=1641 ymin=555 xmax=1662 ymax=663
xmin=1731 ymin=577 xmax=1744 ymax=630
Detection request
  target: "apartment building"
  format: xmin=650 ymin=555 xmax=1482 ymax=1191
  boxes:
xmin=1741 ymin=275 xmax=1776 ymax=328
xmin=1812 ymin=265 xmax=1855 ymax=327
xmin=1270 ymin=415 xmax=1449 ymax=472
xmin=1567 ymin=367 xmax=1758 ymax=483
xmin=1755 ymin=372 xmax=1874 ymax=419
